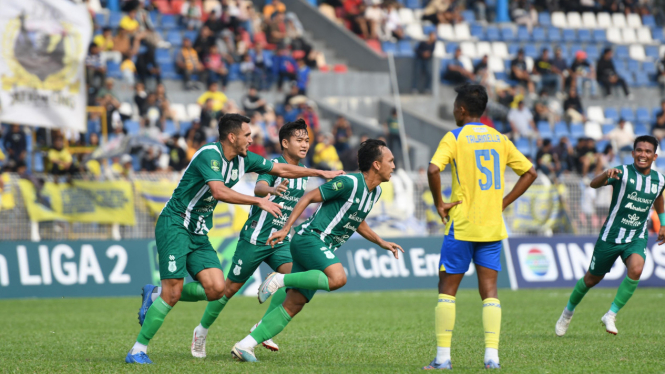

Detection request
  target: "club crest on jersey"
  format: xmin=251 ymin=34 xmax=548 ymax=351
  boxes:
xmin=168 ymin=255 xmax=177 ymax=272
xmin=630 ymin=178 xmax=635 ymax=184
xmin=231 ymin=169 xmax=238 ymax=180
xmin=355 ymin=198 xmax=360 ymax=203
xmin=211 ymin=160 xmax=220 ymax=171
xmin=332 ymin=181 xmax=344 ymax=191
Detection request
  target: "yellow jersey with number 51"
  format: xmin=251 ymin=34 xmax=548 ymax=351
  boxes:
xmin=430 ymin=123 xmax=532 ymax=242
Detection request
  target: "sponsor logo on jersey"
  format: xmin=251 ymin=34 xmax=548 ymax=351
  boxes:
xmin=627 ymin=191 xmax=653 ymax=204
xmin=204 ymin=196 xmax=215 ymax=202
xmin=194 ymin=204 xmax=215 ymax=213
xmin=621 ymin=213 xmax=642 ymax=227
xmin=348 ymin=212 xmax=363 ymax=222
xmin=332 ymin=181 xmax=344 ymax=191
xmin=231 ymin=169 xmax=238 ymax=180
xmin=624 ymin=202 xmax=648 ymax=212
xmin=279 ymin=191 xmax=300 ymax=202
xmin=472 ymin=126 xmax=488 ymax=133
xmin=211 ymin=160 xmax=220 ymax=171
xmin=343 ymin=222 xmax=358 ymax=232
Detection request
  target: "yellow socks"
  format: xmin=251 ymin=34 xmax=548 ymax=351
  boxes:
xmin=435 ymin=294 xmax=455 ymax=363
xmin=482 ymin=298 xmax=501 ymax=363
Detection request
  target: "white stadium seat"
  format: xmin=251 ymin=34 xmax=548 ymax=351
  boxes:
xmin=433 ymin=41 xmax=446 ymax=58
xmin=454 ymin=23 xmax=471 ymax=40
xmin=606 ymin=27 xmax=622 ymax=43
xmin=406 ymin=24 xmax=426 ymax=40
xmin=621 ymin=28 xmax=637 ymax=43
xmin=488 ymin=56 xmax=504 ymax=72
xmin=587 ymin=106 xmax=605 ymax=124
xmin=459 ymin=55 xmax=473 ymax=72
xmin=476 ymin=42 xmax=492 ymax=57
xmin=611 ymin=13 xmax=626 ymax=28
xmin=551 ymin=12 xmax=567 ymax=28
xmin=596 ymin=13 xmax=612 ymax=28
xmin=629 ymin=45 xmax=646 ymax=61
xmin=171 ymin=103 xmax=188 ymax=122
xmin=582 ymin=12 xmax=597 ymax=28
xmin=492 ymin=42 xmax=509 ymax=59
xmin=437 ymin=24 xmax=454 ymax=40
xmin=459 ymin=41 xmax=477 ymax=58
xmin=399 ymin=8 xmax=415 ymax=25
xmin=637 ymin=27 xmax=653 ymax=43
xmin=187 ymin=103 xmax=201 ymax=121
xmin=626 ymin=13 xmax=642 ymax=28
xmin=566 ymin=12 xmax=582 ymax=28
xmin=584 ymin=121 xmax=603 ymax=140
xmin=413 ymin=9 xmax=423 ymax=23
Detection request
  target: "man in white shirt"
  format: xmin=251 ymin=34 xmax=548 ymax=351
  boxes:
xmin=604 ymin=118 xmax=635 ymax=153
xmin=508 ymin=100 xmax=538 ymax=139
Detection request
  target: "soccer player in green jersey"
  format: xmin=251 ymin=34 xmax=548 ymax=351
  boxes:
xmin=230 ymin=139 xmax=404 ymax=362
xmin=125 ymin=114 xmax=342 ymax=364
xmin=556 ymin=135 xmax=665 ymax=337
xmin=188 ymin=119 xmax=312 ymax=358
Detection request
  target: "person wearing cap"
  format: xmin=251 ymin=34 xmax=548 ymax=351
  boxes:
xmin=597 ymin=47 xmax=632 ymax=99
xmin=510 ymin=49 xmax=534 ymax=94
xmin=571 ymin=50 xmax=598 ymax=97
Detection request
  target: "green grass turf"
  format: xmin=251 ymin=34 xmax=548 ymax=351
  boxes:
xmin=1 ymin=288 xmax=664 ymax=373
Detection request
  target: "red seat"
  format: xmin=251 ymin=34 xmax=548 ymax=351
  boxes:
xmin=333 ymin=64 xmax=348 ymax=73
xmin=365 ymin=39 xmax=382 ymax=53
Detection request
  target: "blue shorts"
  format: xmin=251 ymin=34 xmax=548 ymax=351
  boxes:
xmin=439 ymin=224 xmax=502 ymax=274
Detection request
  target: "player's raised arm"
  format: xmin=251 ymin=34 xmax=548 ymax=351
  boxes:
xmin=589 ymin=168 xmax=622 ymax=189
xmin=268 ymin=162 xmax=344 ymax=180
xmin=208 ymin=181 xmax=282 ymax=218
xmin=356 ymin=220 xmax=404 ymax=259
xmin=266 ymin=188 xmax=324 ymax=247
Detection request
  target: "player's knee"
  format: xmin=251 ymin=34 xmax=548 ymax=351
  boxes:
xmin=163 ymin=288 xmax=182 ymax=306
xmin=328 ymin=273 xmax=347 ymax=291
xmin=205 ymin=282 xmax=225 ymax=301
xmin=627 ymin=264 xmax=643 ymax=280
xmin=583 ymin=274 xmax=601 ymax=288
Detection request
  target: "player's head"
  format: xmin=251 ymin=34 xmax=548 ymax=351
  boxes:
xmin=632 ymin=135 xmax=658 ymax=171
xmin=453 ymin=84 xmax=488 ymax=127
xmin=358 ymin=139 xmax=394 ymax=182
xmin=218 ymin=113 xmax=252 ymax=157
xmin=279 ymin=118 xmax=310 ymax=160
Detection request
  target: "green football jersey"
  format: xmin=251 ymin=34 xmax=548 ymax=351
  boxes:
xmin=161 ymin=142 xmax=273 ymax=235
xmin=239 ymin=156 xmax=308 ymax=245
xmin=296 ymin=173 xmax=382 ymax=250
xmin=599 ymin=164 xmax=665 ymax=244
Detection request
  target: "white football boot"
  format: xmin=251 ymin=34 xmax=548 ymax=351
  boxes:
xmin=555 ymin=308 xmax=574 ymax=336
xmin=191 ymin=326 xmax=207 ymax=358
xmin=250 ymin=322 xmax=279 ymax=351
xmin=601 ymin=312 xmax=618 ymax=335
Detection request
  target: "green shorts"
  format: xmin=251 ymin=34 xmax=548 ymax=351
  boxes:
xmin=228 ymin=239 xmax=292 ymax=283
xmin=288 ymin=232 xmax=340 ymax=302
xmin=155 ymin=214 xmax=222 ymax=280
xmin=589 ymin=239 xmax=648 ymax=276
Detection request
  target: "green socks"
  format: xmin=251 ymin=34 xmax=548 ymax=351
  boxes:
xmin=200 ymin=295 xmax=229 ymax=329
xmin=262 ymin=288 xmax=287 ymax=319
xmin=250 ymin=305 xmax=292 ymax=343
xmin=179 ymin=282 xmax=207 ymax=302
xmin=610 ymin=276 xmax=639 ymax=313
xmin=137 ymin=297 xmax=172 ymax=345
xmin=566 ymin=278 xmax=590 ymax=312
xmin=284 ymin=270 xmax=330 ymax=291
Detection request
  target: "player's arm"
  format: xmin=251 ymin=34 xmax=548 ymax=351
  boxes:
xmin=254 ymin=179 xmax=289 ymax=197
xmin=589 ymin=168 xmax=622 ymax=189
xmin=427 ymin=133 xmax=462 ymax=223
xmin=356 ymin=220 xmax=404 ymax=259
xmin=207 ymin=181 xmax=282 ymax=218
xmin=502 ymin=166 xmax=537 ymax=211
xmin=655 ymin=193 xmax=665 ymax=245
xmin=266 ymin=188 xmax=324 ymax=247
xmin=268 ymin=162 xmax=344 ymax=180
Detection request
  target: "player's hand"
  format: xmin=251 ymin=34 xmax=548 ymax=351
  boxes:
xmin=658 ymin=226 xmax=665 ymax=245
xmin=267 ymin=229 xmax=288 ymax=248
xmin=272 ymin=179 xmax=289 ymax=196
xmin=258 ymin=194 xmax=282 ymax=218
xmin=320 ymin=170 xmax=345 ymax=180
xmin=606 ymin=168 xmax=622 ymax=180
xmin=380 ymin=241 xmax=404 ymax=259
xmin=437 ymin=201 xmax=462 ymax=224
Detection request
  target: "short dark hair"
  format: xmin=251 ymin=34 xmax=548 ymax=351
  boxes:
xmin=454 ymin=83 xmax=488 ymax=117
xmin=102 ymin=26 xmax=112 ymax=33
xmin=542 ymin=139 xmax=551 ymax=147
xmin=279 ymin=118 xmax=308 ymax=150
xmin=634 ymin=135 xmax=658 ymax=152
xmin=218 ymin=114 xmax=250 ymax=141
xmin=358 ymin=139 xmax=387 ymax=172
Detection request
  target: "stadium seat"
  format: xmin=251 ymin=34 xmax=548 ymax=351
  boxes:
xmin=570 ymin=123 xmax=585 ymax=139
xmin=585 ymin=45 xmax=599 ymax=60
xmin=95 ymin=13 xmax=107 ymax=27
xmin=604 ymin=107 xmax=619 ymax=123
xmin=454 ymin=24 xmax=471 ymax=40
xmin=164 ymin=120 xmax=177 ymax=136
xmin=499 ymin=26 xmax=515 ymax=42
xmin=596 ymin=13 xmax=612 ymax=28
xmin=438 ymin=24 xmax=454 ymax=40
xmin=634 ymin=123 xmax=649 ymax=136
xmin=107 ymin=61 xmax=122 ymax=79
xmin=637 ymin=27 xmax=653 ymax=43
xmin=397 ymin=40 xmax=415 ymax=56
xmin=622 ymin=155 xmax=634 ymax=165
xmin=567 ymin=12 xmax=582 ymax=28
xmin=654 ymin=28 xmax=665 ymax=43
xmin=491 ymin=42 xmax=509 ymax=58
xmin=514 ymin=138 xmax=531 ymax=155
xmin=551 ymin=12 xmax=567 ymax=28
xmin=508 ymin=43 xmax=520 ymax=56
xmin=620 ymin=107 xmax=635 ymax=122
xmin=592 ymin=29 xmax=607 ymax=42
xmin=433 ymin=41 xmax=446 ymax=58
xmin=547 ymin=26 xmax=562 ymax=42
xmin=161 ymin=14 xmax=177 ymax=29
xmin=615 ymin=45 xmax=629 ymax=59
xmin=587 ymin=106 xmax=605 ymax=123
xmin=627 ymin=13 xmax=642 ymax=28
xmin=622 ymin=28 xmax=637 ymax=44
xmin=538 ymin=12 xmax=551 ymax=27
xmin=601 ymin=124 xmax=615 ymax=135
xmin=584 ymin=121 xmax=603 ymax=139
xmin=582 ymin=12 xmax=597 ymax=28
xmin=562 ymin=28 xmax=576 ymax=42
xmin=627 ymin=59 xmax=639 ymax=72
xmin=458 ymin=56 xmax=473 ymax=71
xmin=517 ymin=26 xmax=530 ymax=42
xmin=537 ymin=121 xmax=552 ymax=138
xmin=125 ymin=120 xmax=140 ymax=135
xmin=399 ymin=8 xmax=415 ymax=24
xmin=471 ymin=24 xmax=485 ymax=39
xmin=570 ymin=44 xmax=583 ymax=57
xmin=109 ymin=11 xmax=122 ymax=28
xmin=183 ymin=30 xmax=198 ymax=42
xmin=554 ymin=122 xmax=570 ymax=139
xmin=382 ymin=41 xmax=397 ymax=54
xmin=406 ymin=0 xmax=422 ymax=9
xmin=476 ymin=42 xmax=492 ymax=57
xmin=445 ymin=42 xmax=459 ymax=54
xmin=656 ymin=158 xmax=665 ymax=171
xmin=642 ymin=61 xmax=655 ymax=75
xmin=655 ymin=108 xmax=663 ymax=122
xmin=166 ymin=30 xmax=183 ymax=47
xmin=488 ymin=56 xmax=504 ymax=72
xmin=575 ymin=28 xmax=591 ymax=42
xmin=532 ymin=26 xmax=546 ymax=42
xmin=596 ymin=139 xmax=610 ymax=152
xmin=171 ymin=103 xmax=188 ymax=122
xmin=629 ymin=45 xmax=646 ymax=61
xmin=524 ymin=56 xmax=534 ymax=72
xmin=406 ymin=24 xmax=426 ymax=40
xmin=524 ymin=44 xmax=537 ymax=58
xmin=611 ymin=13 xmax=627 ymax=28
xmin=606 ymin=27 xmax=622 ymax=43
xmin=187 ymin=104 xmax=201 ymax=121
xmin=155 ymin=48 xmax=172 ymax=64
xmin=461 ymin=10 xmax=475 ymax=24
xmin=486 ymin=25 xmax=500 ymax=41
xmin=642 ymin=15 xmax=656 ymax=28
xmin=423 ymin=24 xmax=437 ymax=36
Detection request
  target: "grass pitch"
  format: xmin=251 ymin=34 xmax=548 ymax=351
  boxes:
xmin=1 ymin=288 xmax=664 ymax=373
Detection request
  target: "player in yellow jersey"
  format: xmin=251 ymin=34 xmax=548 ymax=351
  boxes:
xmin=423 ymin=84 xmax=538 ymax=370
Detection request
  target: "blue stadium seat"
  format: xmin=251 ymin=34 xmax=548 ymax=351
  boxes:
xmin=161 ymin=14 xmax=177 ymax=29
xmin=577 ymin=29 xmax=591 ymax=42
xmin=570 ymin=123 xmax=585 ymax=139
xmin=627 ymin=59 xmax=639 ymax=72
xmin=537 ymin=121 xmax=553 ymax=138
xmin=494 ymin=71 xmax=507 ymax=81
xmin=125 ymin=120 xmax=140 ymax=135
xmin=504 ymin=59 xmax=512 ymax=71
xmin=593 ymin=29 xmax=607 ymax=43
xmin=554 ymin=122 xmax=570 ymax=139
xmin=596 ymin=139 xmax=610 ymax=152
xmin=645 ymin=46 xmax=659 ymax=60
xmin=524 ymin=44 xmax=537 ymax=58
xmin=183 ymin=30 xmax=199 ymax=43
xmin=486 ymin=26 xmax=501 ymax=41
xmin=570 ymin=44 xmax=583 ymax=56
xmin=109 ymin=11 xmax=122 ymax=28
xmin=532 ymin=27 xmax=546 ymax=42
xmin=33 ymin=152 xmax=44 ymax=173
xmin=397 ymin=40 xmax=415 ymax=57
xmin=149 ymin=11 xmax=158 ymax=26
xmin=615 ymin=45 xmax=629 ymax=59
xmin=562 ymin=28 xmax=576 ymax=42
xmin=547 ymin=27 xmax=561 ymax=42
xmin=164 ymin=120 xmax=177 ymax=136
xmin=440 ymin=59 xmax=451 ymax=79
xmin=642 ymin=15 xmax=655 ymax=27
xmin=471 ymin=24 xmax=485 ymax=39
xmin=406 ymin=0 xmax=422 ymax=8
xmin=461 ymin=10 xmax=475 ymax=23
xmin=107 ymin=61 xmax=122 ymax=79
xmin=613 ymin=58 xmax=627 ymax=72
xmin=161 ymin=62 xmax=177 ymax=80
xmin=652 ymin=27 xmax=665 ymax=43
xmin=605 ymin=107 xmax=619 ymax=123
xmin=382 ymin=41 xmax=397 ymax=54
xmin=622 ymin=155 xmax=634 ymax=165
xmin=515 ymin=138 xmax=531 ymax=156
xmin=656 ymin=158 xmax=665 ymax=170
xmin=445 ymin=43 xmax=459 ymax=54
xmin=539 ymin=12 xmax=551 ymax=27
xmin=493 ymin=120 xmax=506 ymax=133
xmin=622 ymin=71 xmax=636 ymax=86
xmin=517 ymin=26 xmax=530 ymax=42
xmin=636 ymin=107 xmax=651 ymax=123
xmin=620 ymin=107 xmax=635 ymax=122
xmin=423 ymin=24 xmax=437 ymax=36
xmin=166 ymin=30 xmax=182 ymax=47
xmin=131 ymin=155 xmax=141 ymax=171
xmin=508 ymin=44 xmax=520 ymax=56
xmin=228 ymin=63 xmax=241 ymax=81
xmin=634 ymin=71 xmax=651 ymax=87
xmin=499 ymin=26 xmax=514 ymax=41
xmin=180 ymin=121 xmax=192 ymax=136
xmin=95 ymin=13 xmax=107 ymax=27
xmin=586 ymin=45 xmax=599 ymax=60
xmin=155 ymin=48 xmax=172 ymax=64
xmin=557 ymin=45 xmax=569 ymax=58
xmin=634 ymin=123 xmax=649 ymax=136
xmin=602 ymin=124 xmax=615 ymax=135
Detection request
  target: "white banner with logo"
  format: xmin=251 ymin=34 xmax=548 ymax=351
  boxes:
xmin=0 ymin=0 xmax=91 ymax=132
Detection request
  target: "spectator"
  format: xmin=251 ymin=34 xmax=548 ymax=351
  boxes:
xmin=120 ymin=54 xmax=136 ymax=86
xmin=384 ymin=108 xmax=401 ymax=155
xmin=313 ymin=133 xmax=343 ymax=170
xmin=554 ymin=136 xmax=575 ymax=172
xmin=85 ymin=43 xmax=106 ymax=87
xmin=442 ymin=48 xmax=474 ymax=85
xmin=384 ymin=1 xmax=405 ymax=40
xmin=48 ymin=137 xmax=74 ymax=176
xmin=332 ymin=116 xmax=353 ymax=154
xmin=510 ymin=0 xmax=537 ymax=30
xmin=251 ymin=44 xmax=272 ymax=90
xmin=575 ymin=138 xmax=603 ymax=177
xmin=563 ymin=87 xmax=585 ymax=124
xmin=186 ymin=120 xmax=207 ymax=153
xmin=365 ymin=0 xmax=383 ymax=40
xmin=571 ymin=51 xmax=598 ymax=98
xmin=597 ymin=47 xmax=632 ymax=99
xmin=343 ymin=0 xmax=370 ymax=40
xmin=412 ymin=32 xmax=436 ymax=93
xmin=94 ymin=27 xmax=121 ymax=65
xmin=203 ymin=44 xmax=229 ymax=89
xmin=268 ymin=12 xmax=288 ymax=48
xmin=605 ymin=118 xmax=636 ymax=153
xmin=533 ymin=89 xmax=554 ymax=124
xmin=175 ymin=38 xmax=204 ymax=90
xmin=180 ymin=0 xmax=203 ymax=30
xmin=135 ymin=1 xmax=165 ymax=48
xmin=119 ymin=9 xmax=140 ymax=37
xmin=300 ymin=102 xmax=320 ymax=138
xmin=197 ymin=82 xmax=228 ymax=113
xmin=510 ymin=49 xmax=535 ymax=94
xmin=536 ymin=139 xmax=561 ymax=180
xmin=140 ymin=146 xmax=159 ymax=172
xmin=473 ymin=55 xmax=490 ymax=86
xmin=508 ymin=100 xmax=538 ymax=139
xmin=532 ymin=48 xmax=560 ymax=94
xmin=239 ymin=53 xmax=256 ymax=88
xmin=242 ymin=87 xmax=267 ymax=117
xmin=600 ymin=143 xmax=617 ymax=169
xmin=284 ymin=83 xmax=300 ymax=107
xmin=135 ymin=46 xmax=161 ymax=86
xmin=200 ymin=98 xmax=220 ymax=128
xmin=2 ymin=125 xmax=26 ymax=171
xmin=653 ymin=100 xmax=665 ymax=140
xmin=166 ymin=134 xmax=187 ymax=172
xmin=296 ymin=58 xmax=310 ymax=94
xmin=248 ymin=133 xmax=268 ymax=157
xmin=193 ymin=26 xmax=216 ymax=62
xmin=264 ymin=0 xmax=286 ymax=19
xmin=658 ymin=52 xmax=665 ymax=97
xmin=248 ymin=112 xmax=268 ymax=139
xmin=96 ymin=77 xmax=121 ymax=126
xmin=276 ymin=48 xmax=297 ymax=91
xmin=204 ymin=10 xmax=225 ymax=35
xmin=552 ymin=47 xmax=568 ymax=92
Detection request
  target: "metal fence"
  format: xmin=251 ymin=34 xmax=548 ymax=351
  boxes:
xmin=0 ymin=170 xmax=616 ymax=241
